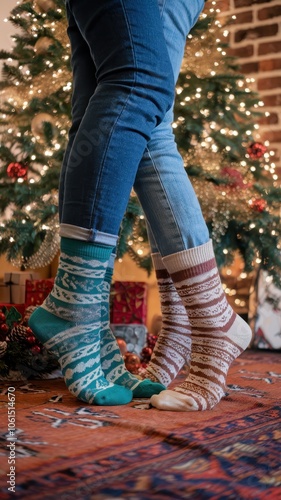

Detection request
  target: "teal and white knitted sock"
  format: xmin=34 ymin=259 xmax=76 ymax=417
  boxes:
xmin=100 ymin=255 xmax=165 ymax=398
xmin=28 ymin=237 xmax=132 ymax=405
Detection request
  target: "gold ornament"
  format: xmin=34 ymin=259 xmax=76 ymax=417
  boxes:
xmin=34 ymin=37 xmax=54 ymax=55
xmin=34 ymin=0 xmax=56 ymax=12
xmin=31 ymin=113 xmax=57 ymax=141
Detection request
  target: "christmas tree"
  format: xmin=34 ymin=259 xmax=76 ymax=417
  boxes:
xmin=174 ymin=11 xmax=281 ymax=288
xmin=0 ymin=0 xmax=280 ymax=285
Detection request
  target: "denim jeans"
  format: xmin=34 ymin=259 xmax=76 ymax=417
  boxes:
xmin=60 ymin=0 xmax=209 ymax=254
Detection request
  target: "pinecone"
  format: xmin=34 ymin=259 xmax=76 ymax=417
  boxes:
xmin=0 ymin=341 xmax=7 ymax=358
xmin=8 ymin=325 xmax=28 ymax=342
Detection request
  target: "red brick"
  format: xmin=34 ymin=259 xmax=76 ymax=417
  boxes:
xmin=258 ymin=5 xmax=281 ymax=20
xmin=240 ymin=61 xmax=259 ymax=73
xmin=235 ymin=24 xmax=278 ymax=43
xmin=258 ymin=113 xmax=279 ymax=125
xmin=259 ymin=58 xmax=281 ymax=71
xmin=223 ymin=31 xmax=231 ymax=44
xmin=262 ymin=130 xmax=281 ymax=143
xmin=257 ymin=76 xmax=281 ymax=91
xmin=235 ymin=0 xmax=271 ymax=7
xmin=259 ymin=41 xmax=281 ymax=55
xmin=232 ymin=11 xmax=253 ymax=24
xmin=216 ymin=0 xmax=230 ymax=12
xmin=227 ymin=45 xmax=254 ymax=58
xmin=262 ymin=94 xmax=281 ymax=106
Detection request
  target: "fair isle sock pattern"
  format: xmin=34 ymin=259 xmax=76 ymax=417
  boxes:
xmin=29 ymin=238 xmax=132 ymax=406
xmin=100 ymin=258 xmax=165 ymax=398
xmin=150 ymin=241 xmax=252 ymax=411
xmin=142 ymin=253 xmax=191 ymax=386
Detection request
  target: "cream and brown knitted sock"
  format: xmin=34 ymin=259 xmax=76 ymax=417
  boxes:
xmin=142 ymin=253 xmax=191 ymax=386
xmin=150 ymin=240 xmax=252 ymax=411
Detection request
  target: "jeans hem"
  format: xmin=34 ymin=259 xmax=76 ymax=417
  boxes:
xmin=60 ymin=223 xmax=118 ymax=246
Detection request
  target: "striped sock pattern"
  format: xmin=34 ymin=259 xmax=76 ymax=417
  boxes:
xmin=151 ymin=240 xmax=252 ymax=411
xmin=142 ymin=253 xmax=191 ymax=386
xmin=100 ymin=257 xmax=165 ymax=398
xmin=29 ymin=238 xmax=132 ymax=406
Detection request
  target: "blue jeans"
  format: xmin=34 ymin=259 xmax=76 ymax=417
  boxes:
xmin=60 ymin=0 xmax=209 ymax=255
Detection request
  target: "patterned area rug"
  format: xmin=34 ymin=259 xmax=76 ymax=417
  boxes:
xmin=0 ymin=350 xmax=281 ymax=499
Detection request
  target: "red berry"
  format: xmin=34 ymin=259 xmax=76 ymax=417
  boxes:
xmin=27 ymin=335 xmax=36 ymax=344
xmin=0 ymin=323 xmax=9 ymax=334
xmin=31 ymin=345 xmax=41 ymax=354
xmin=0 ymin=312 xmax=6 ymax=323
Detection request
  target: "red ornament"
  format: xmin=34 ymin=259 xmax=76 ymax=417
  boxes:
xmin=31 ymin=345 xmax=41 ymax=354
xmin=141 ymin=346 xmax=153 ymax=361
xmin=124 ymin=353 xmax=141 ymax=374
xmin=7 ymin=162 xmax=28 ymax=179
xmin=250 ymin=198 xmax=267 ymax=212
xmin=247 ymin=142 xmax=267 ymax=159
xmin=0 ymin=312 xmax=6 ymax=323
xmin=116 ymin=337 xmax=127 ymax=356
xmin=220 ymin=166 xmax=251 ymax=189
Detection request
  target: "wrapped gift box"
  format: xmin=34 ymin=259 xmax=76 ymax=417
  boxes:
xmin=0 ymin=279 xmax=10 ymax=302
xmin=249 ymin=270 xmax=281 ymax=350
xmin=110 ymin=324 xmax=147 ymax=356
xmin=110 ymin=281 xmax=147 ymax=324
xmin=25 ymin=278 xmax=54 ymax=307
xmin=4 ymin=272 xmax=38 ymax=304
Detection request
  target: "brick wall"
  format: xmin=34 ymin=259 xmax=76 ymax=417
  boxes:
xmin=216 ymin=0 xmax=281 ymax=174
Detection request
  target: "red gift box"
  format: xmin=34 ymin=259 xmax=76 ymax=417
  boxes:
xmin=110 ymin=281 xmax=147 ymax=325
xmin=25 ymin=279 xmax=54 ymax=307
xmin=4 ymin=272 xmax=38 ymax=304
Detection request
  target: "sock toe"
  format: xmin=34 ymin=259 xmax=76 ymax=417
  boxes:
xmin=132 ymin=380 xmax=165 ymax=398
xmin=94 ymin=386 xmax=133 ymax=405
xmin=150 ymin=390 xmax=199 ymax=411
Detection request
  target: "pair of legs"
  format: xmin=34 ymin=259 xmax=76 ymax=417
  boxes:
xmin=29 ymin=0 xmax=251 ymax=409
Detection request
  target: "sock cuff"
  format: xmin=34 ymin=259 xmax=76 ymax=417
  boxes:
xmin=151 ymin=253 xmax=166 ymax=271
xmin=162 ymin=240 xmax=214 ymax=274
xmin=108 ymin=253 xmax=116 ymax=270
xmin=104 ymin=254 xmax=116 ymax=283
xmin=61 ymin=237 xmax=113 ymax=261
